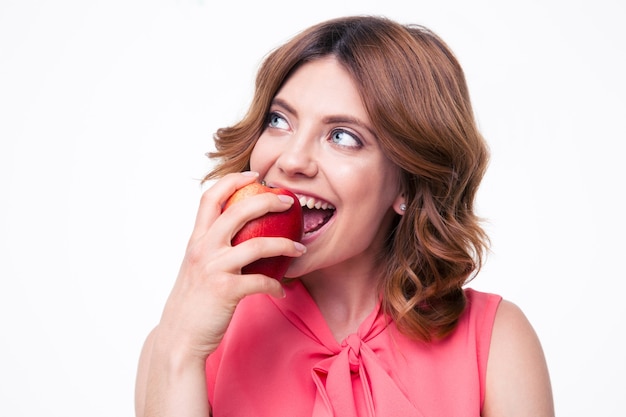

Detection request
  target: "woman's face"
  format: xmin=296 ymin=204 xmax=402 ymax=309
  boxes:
xmin=250 ymin=56 xmax=403 ymax=278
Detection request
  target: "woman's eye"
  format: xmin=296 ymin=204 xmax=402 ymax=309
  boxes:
xmin=267 ymin=112 xmax=289 ymax=130
xmin=330 ymin=129 xmax=362 ymax=148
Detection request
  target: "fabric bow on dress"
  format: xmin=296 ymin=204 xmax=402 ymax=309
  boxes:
xmin=272 ymin=281 xmax=425 ymax=417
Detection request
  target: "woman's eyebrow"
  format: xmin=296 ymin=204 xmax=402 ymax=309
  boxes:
xmin=271 ymin=98 xmax=297 ymax=116
xmin=322 ymin=115 xmax=376 ymax=137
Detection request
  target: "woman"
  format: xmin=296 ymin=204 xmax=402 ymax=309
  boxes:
xmin=135 ymin=15 xmax=554 ymax=416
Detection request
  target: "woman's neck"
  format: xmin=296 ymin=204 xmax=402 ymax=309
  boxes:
xmin=300 ymin=266 xmax=380 ymax=343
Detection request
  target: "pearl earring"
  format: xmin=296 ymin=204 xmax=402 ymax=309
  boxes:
xmin=399 ymin=203 xmax=407 ymax=212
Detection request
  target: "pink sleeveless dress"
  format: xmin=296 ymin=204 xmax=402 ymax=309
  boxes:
xmin=206 ymin=280 xmax=501 ymax=416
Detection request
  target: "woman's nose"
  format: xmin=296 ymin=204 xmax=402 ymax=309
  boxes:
xmin=275 ymin=132 xmax=319 ymax=178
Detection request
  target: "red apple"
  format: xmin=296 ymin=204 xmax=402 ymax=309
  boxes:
xmin=223 ymin=182 xmax=303 ymax=280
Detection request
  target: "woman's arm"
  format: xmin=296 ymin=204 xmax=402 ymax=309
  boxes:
xmin=482 ymin=300 xmax=554 ymax=417
xmin=135 ymin=327 xmax=211 ymax=417
xmin=134 ymin=172 xmax=305 ymax=417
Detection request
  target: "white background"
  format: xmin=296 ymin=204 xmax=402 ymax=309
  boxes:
xmin=1 ymin=0 xmax=624 ymax=416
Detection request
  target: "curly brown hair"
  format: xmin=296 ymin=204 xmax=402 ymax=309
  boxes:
xmin=205 ymin=15 xmax=490 ymax=341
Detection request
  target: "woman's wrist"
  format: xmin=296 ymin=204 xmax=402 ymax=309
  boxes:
xmin=150 ymin=325 xmax=213 ymax=370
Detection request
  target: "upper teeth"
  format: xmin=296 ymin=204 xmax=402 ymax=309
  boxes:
xmin=296 ymin=194 xmax=335 ymax=210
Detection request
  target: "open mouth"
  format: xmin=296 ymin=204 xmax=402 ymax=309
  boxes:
xmin=296 ymin=194 xmax=335 ymax=236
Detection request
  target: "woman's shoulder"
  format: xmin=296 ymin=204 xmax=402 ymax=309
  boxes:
xmin=482 ymin=297 xmax=555 ymax=416
xmin=462 ymin=287 xmax=502 ymax=333
xmin=464 ymin=287 xmax=502 ymax=309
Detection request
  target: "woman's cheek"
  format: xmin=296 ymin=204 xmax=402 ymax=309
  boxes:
xmin=249 ymin=136 xmax=271 ymax=173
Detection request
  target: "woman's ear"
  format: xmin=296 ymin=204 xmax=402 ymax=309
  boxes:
xmin=392 ymin=193 xmax=407 ymax=215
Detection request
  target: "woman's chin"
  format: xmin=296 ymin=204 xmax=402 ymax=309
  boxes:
xmin=283 ymin=265 xmax=302 ymax=280
xmin=283 ymin=256 xmax=312 ymax=280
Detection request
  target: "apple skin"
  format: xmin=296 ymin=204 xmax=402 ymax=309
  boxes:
xmin=223 ymin=182 xmax=303 ymax=280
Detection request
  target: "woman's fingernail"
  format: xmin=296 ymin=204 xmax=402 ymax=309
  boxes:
xmin=294 ymin=242 xmax=307 ymax=253
xmin=241 ymin=171 xmax=259 ymax=177
xmin=277 ymin=194 xmax=294 ymax=204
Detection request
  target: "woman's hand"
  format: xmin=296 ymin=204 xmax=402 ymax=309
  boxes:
xmin=135 ymin=171 xmax=306 ymax=417
xmin=158 ymin=171 xmax=305 ymax=357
